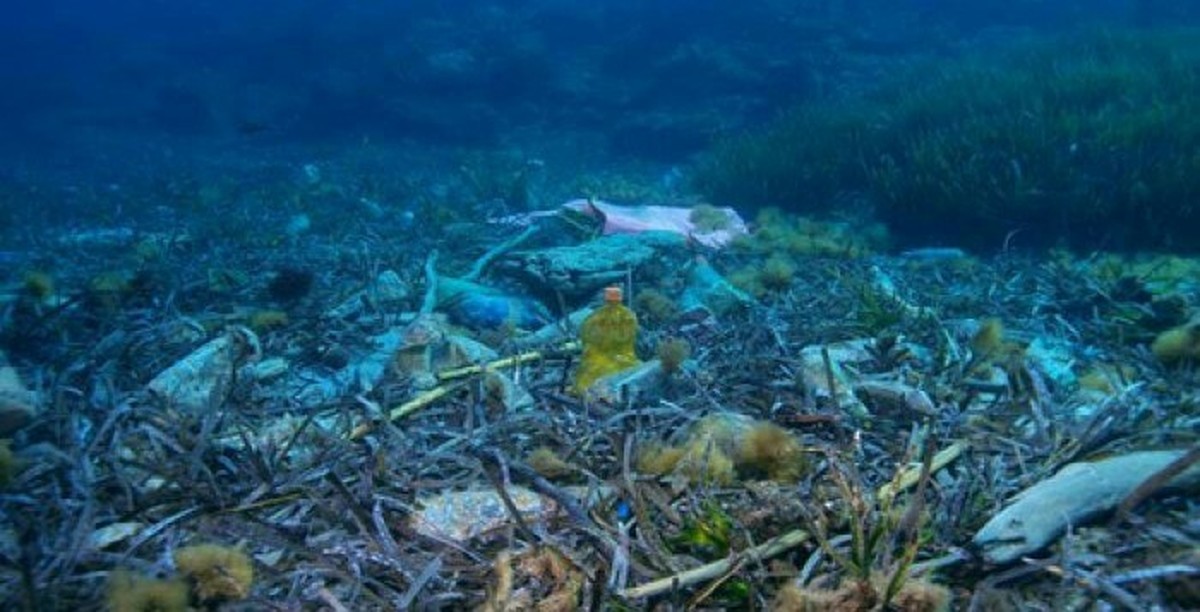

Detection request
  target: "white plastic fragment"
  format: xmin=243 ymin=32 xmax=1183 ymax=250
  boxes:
xmin=798 ymin=340 xmax=871 ymax=419
xmin=295 ymin=315 xmax=478 ymax=407
xmin=212 ymin=413 xmax=338 ymax=463
xmin=680 ymin=257 xmax=753 ymax=316
xmin=585 ymin=359 xmax=665 ymax=405
xmin=147 ymin=331 xmax=255 ymax=413
xmin=445 ymin=334 xmax=499 ymax=365
xmin=853 ymin=379 xmax=937 ymax=416
xmin=89 ymin=522 xmax=145 ymax=550
xmin=512 ymin=307 xmax=593 ymax=350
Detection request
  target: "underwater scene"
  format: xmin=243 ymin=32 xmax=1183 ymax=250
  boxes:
xmin=3 ymin=0 xmax=1200 ymax=609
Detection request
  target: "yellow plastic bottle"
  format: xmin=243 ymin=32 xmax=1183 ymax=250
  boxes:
xmin=573 ymin=286 xmax=641 ymax=395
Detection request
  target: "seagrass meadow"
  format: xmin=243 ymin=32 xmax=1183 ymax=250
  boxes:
xmin=693 ymin=29 xmax=1200 ymax=253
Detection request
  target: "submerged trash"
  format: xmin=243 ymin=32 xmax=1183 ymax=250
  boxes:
xmin=482 ymin=370 xmax=534 ymax=412
xmin=147 ymin=329 xmax=258 ymax=414
xmin=499 ymin=199 xmax=749 ymax=248
xmin=11 ymin=10 xmax=1200 ymax=611
xmin=436 ymin=276 xmax=552 ymax=331
xmin=562 ymin=199 xmax=749 ymax=248
xmin=88 ymin=522 xmax=146 ymax=551
xmin=585 ymin=359 xmax=664 ymax=405
xmin=573 ymin=286 xmax=640 ymax=395
xmin=441 ymin=290 xmax=551 ymax=331
xmin=498 ymin=231 xmax=686 ymax=299
xmin=512 ymin=306 xmax=594 ymax=350
xmin=324 ymin=269 xmax=411 ymax=320
xmin=797 ymin=340 xmax=873 ymax=419
xmin=638 ymin=412 xmax=808 ymax=486
xmin=679 ymin=256 xmax=753 ymax=316
xmin=297 ymin=315 xmax=446 ymax=404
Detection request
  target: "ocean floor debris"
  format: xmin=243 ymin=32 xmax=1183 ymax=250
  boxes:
xmin=146 ymin=329 xmax=259 ymax=414
xmin=500 ymin=199 xmax=749 ymax=248
xmin=497 ymin=230 xmax=688 ymax=299
xmin=3 ymin=196 xmax=1199 ymax=611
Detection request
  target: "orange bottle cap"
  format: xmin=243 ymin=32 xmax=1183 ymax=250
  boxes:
xmin=603 ymin=286 xmax=623 ymax=304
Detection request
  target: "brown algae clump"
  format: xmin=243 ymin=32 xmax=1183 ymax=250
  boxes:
xmin=107 ymin=570 xmax=189 ymax=612
xmin=527 ymin=446 xmax=573 ymax=479
xmin=1151 ymin=320 xmax=1200 ymax=365
xmin=737 ymin=422 xmax=807 ymax=482
xmin=173 ymin=543 xmax=254 ymax=603
xmin=637 ymin=414 xmax=808 ymax=485
xmin=656 ymin=337 xmax=692 ymax=375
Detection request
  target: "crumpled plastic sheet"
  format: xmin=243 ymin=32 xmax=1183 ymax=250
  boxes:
xmin=497 ymin=199 xmax=749 ymax=248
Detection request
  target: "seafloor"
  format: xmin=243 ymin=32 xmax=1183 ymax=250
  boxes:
xmin=0 ymin=137 xmax=1198 ymax=611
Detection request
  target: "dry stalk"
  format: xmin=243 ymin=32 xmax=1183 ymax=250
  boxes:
xmin=617 ymin=528 xmax=811 ymax=600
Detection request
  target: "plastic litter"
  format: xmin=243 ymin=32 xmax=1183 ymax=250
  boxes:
xmin=147 ymin=330 xmax=257 ymax=414
xmin=573 ymin=286 xmax=640 ymax=395
xmin=500 ymin=199 xmax=748 ymax=248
